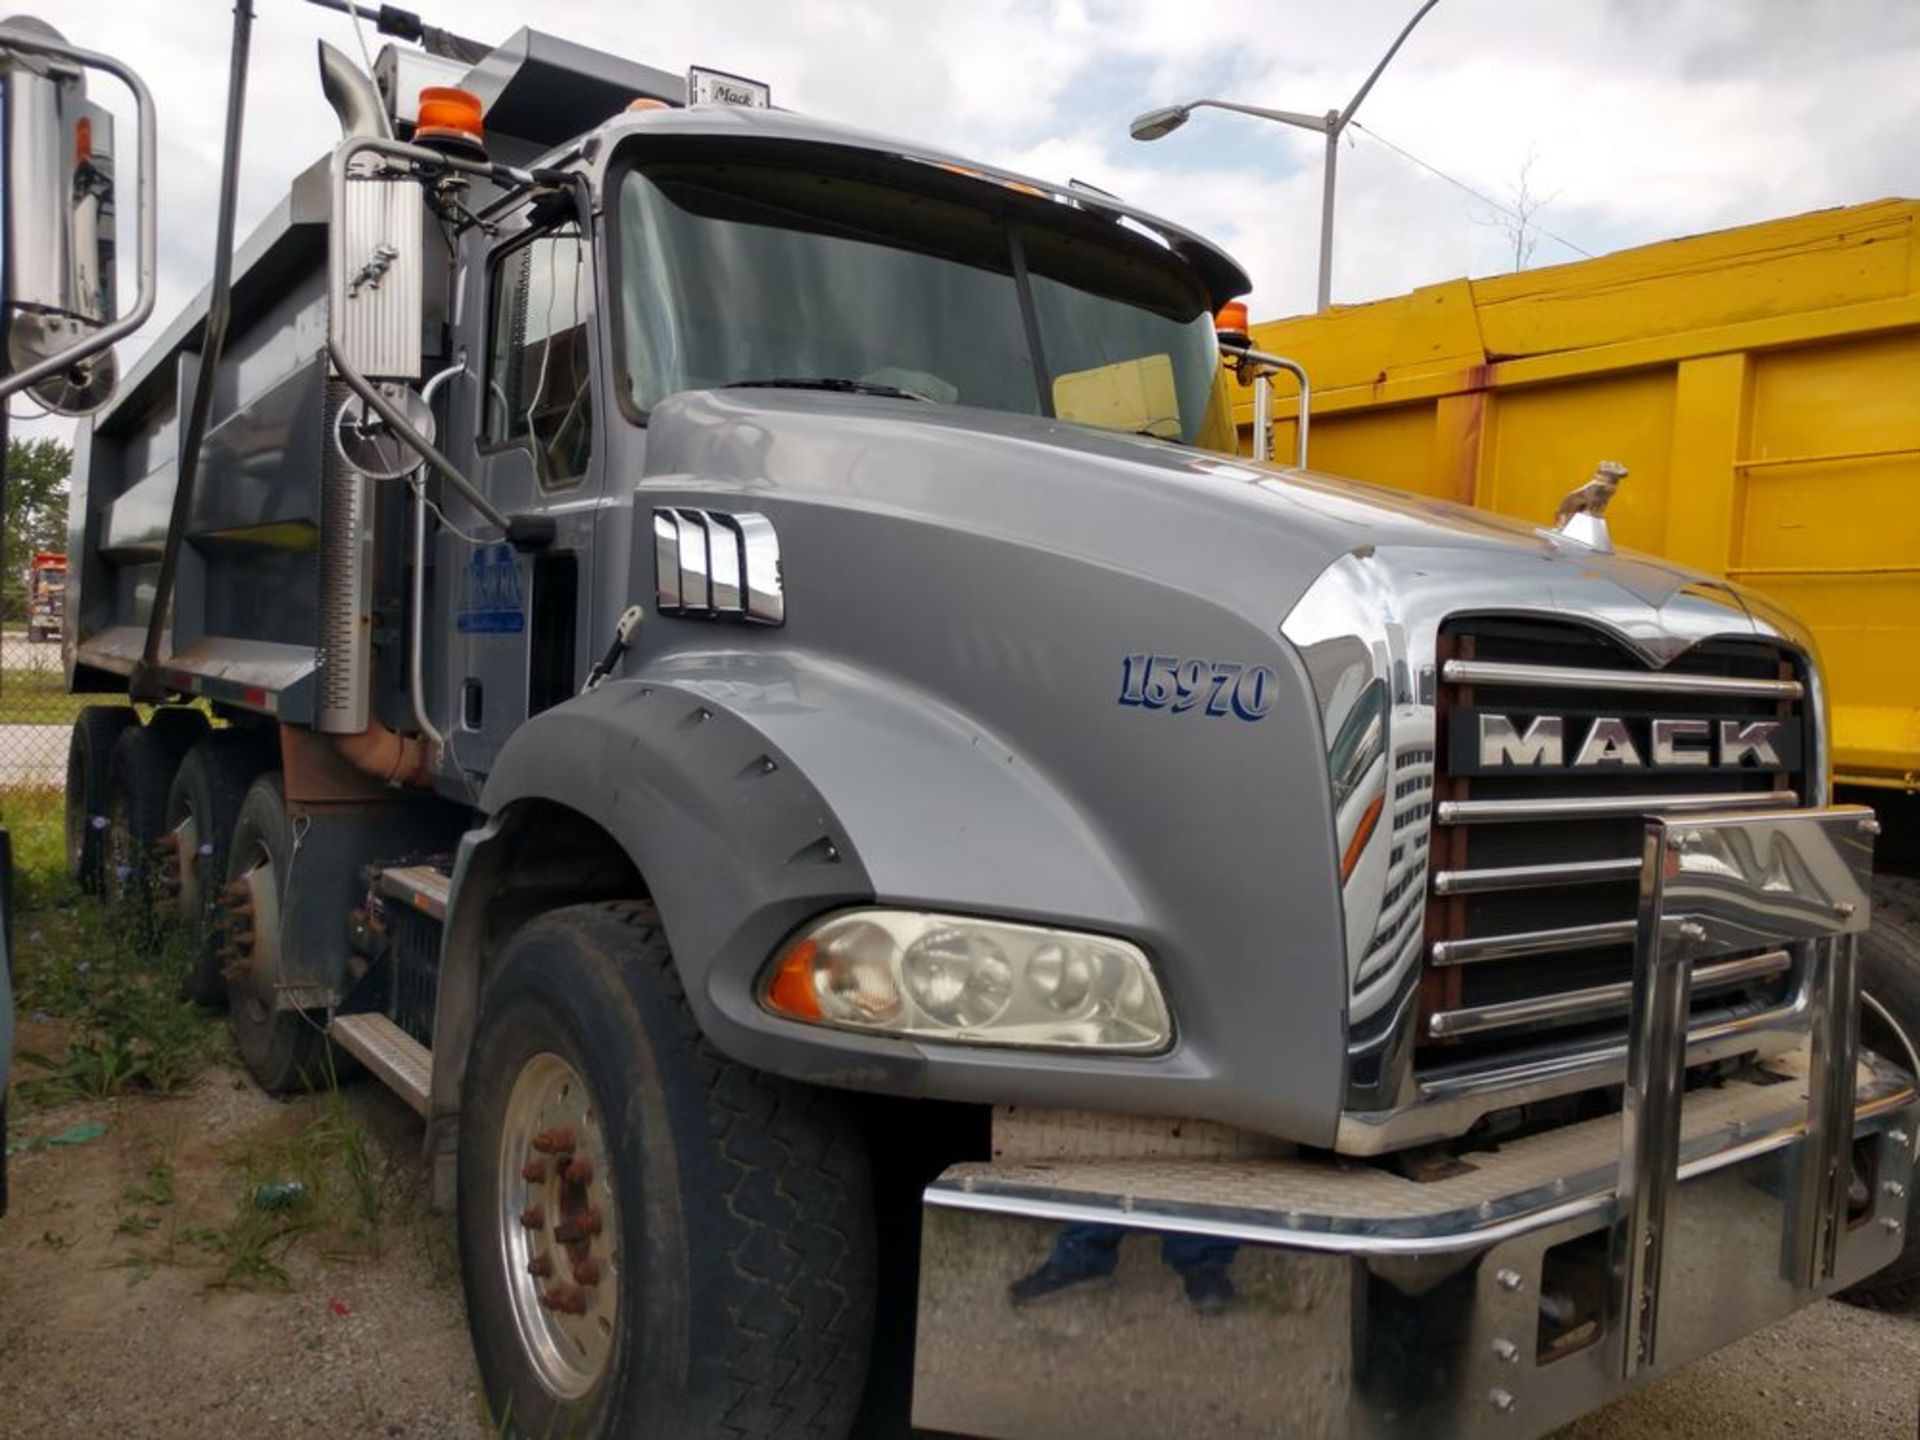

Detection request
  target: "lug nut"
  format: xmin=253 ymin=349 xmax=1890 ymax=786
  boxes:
xmin=541 ymin=1285 xmax=587 ymax=1315
xmin=553 ymin=1208 xmax=603 ymax=1244
xmin=527 ymin=1254 xmax=553 ymax=1279
xmin=1495 ymin=1268 xmax=1524 ymax=1293
xmin=563 ymin=1156 xmax=593 ymax=1185
xmin=531 ymin=1127 xmax=575 ymax=1155
xmin=521 ymin=1159 xmax=548 ymax=1183
xmin=519 ymin=1205 xmax=545 ymax=1230
xmin=1489 ymin=1388 xmax=1516 ymax=1414
xmin=572 ymin=1258 xmax=601 ymax=1286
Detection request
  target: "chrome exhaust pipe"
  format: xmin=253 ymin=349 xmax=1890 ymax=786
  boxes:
xmin=317 ymin=39 xmax=386 ymax=141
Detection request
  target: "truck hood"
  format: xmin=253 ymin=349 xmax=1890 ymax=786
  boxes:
xmin=642 ymin=387 xmax=1786 ymax=655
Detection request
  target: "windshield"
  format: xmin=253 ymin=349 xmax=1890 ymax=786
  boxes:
xmin=614 ymin=158 xmax=1236 ymax=448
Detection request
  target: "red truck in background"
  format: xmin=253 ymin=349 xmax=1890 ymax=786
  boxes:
xmin=26 ymin=551 xmax=64 ymax=644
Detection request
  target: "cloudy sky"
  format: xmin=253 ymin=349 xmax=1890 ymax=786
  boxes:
xmin=17 ymin=0 xmax=1920 ymax=446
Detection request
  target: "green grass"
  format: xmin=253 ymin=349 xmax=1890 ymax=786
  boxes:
xmin=4 ymin=782 xmax=442 ymax=1299
xmin=0 ymin=676 xmax=220 ymax=727
xmin=3 ymin=786 xmax=224 ymax=1112
xmin=0 ymin=668 xmax=91 ymax=726
xmin=4 ymin=785 xmax=67 ymax=893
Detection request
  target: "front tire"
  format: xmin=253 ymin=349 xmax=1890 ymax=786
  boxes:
xmin=1842 ymin=874 xmax=1920 ymax=1309
xmin=457 ymin=902 xmax=875 ymax=1439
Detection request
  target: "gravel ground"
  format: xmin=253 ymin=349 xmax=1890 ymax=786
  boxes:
xmin=0 ymin=1068 xmax=486 ymax=1440
xmin=2 ymin=1065 xmax=1916 ymax=1439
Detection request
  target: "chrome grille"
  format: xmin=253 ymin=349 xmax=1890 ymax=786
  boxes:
xmin=1418 ymin=619 xmax=1806 ymax=1068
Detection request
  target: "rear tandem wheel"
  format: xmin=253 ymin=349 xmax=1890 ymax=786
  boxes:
xmin=222 ymin=773 xmax=328 ymax=1092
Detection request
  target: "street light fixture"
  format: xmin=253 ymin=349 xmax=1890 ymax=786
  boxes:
xmin=1128 ymin=0 xmax=1441 ymax=312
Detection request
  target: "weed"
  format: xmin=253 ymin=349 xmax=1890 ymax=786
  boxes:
xmin=123 ymin=1152 xmax=176 ymax=1209
xmin=207 ymin=1059 xmax=391 ymax=1290
xmin=103 ymin=1251 xmax=158 ymax=1283
xmin=3 ymin=789 xmax=223 ymax=1108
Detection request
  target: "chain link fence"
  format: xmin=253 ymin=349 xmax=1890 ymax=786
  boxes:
xmin=0 ymin=629 xmax=77 ymax=789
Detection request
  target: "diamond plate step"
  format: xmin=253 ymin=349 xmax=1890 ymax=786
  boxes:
xmin=329 ymin=1012 xmax=431 ymax=1116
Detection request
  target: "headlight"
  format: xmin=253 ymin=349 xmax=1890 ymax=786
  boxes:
xmin=759 ymin=910 xmax=1173 ymax=1053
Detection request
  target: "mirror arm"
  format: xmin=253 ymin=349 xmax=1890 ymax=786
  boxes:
xmin=326 ymin=133 xmax=555 ymax=550
xmin=0 ymin=25 xmax=157 ymax=402
xmin=1223 ymin=343 xmax=1311 ymax=469
xmin=326 ymin=336 xmax=553 ymax=548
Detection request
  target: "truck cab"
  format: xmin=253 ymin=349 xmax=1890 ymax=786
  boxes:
xmin=30 ymin=16 xmax=1920 ymax=1440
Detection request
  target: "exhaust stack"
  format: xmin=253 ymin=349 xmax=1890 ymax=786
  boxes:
xmin=317 ymin=40 xmax=386 ymax=140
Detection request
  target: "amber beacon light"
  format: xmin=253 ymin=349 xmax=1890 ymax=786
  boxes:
xmin=414 ymin=86 xmax=485 ymax=154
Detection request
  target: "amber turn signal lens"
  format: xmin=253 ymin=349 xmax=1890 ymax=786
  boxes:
xmin=1340 ymin=792 xmax=1386 ymax=884
xmin=764 ymin=938 xmax=823 ymax=1020
xmin=1214 ymin=300 xmax=1251 ymax=335
xmin=416 ymin=87 xmax=485 ymax=148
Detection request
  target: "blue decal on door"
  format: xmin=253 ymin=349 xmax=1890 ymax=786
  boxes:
xmin=458 ymin=544 xmax=526 ymax=634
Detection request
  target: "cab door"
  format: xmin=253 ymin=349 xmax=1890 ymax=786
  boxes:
xmin=436 ymin=210 xmax=602 ymax=778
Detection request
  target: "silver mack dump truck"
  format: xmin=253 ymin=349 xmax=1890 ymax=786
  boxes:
xmin=15 ymin=6 xmax=1920 ymax=1437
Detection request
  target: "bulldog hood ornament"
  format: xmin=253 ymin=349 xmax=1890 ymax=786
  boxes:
xmin=1548 ymin=459 xmax=1628 ymax=553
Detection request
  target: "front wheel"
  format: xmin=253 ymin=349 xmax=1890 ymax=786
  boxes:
xmin=457 ymin=902 xmax=876 ymax=1439
xmin=1842 ymin=874 xmax=1920 ymax=1310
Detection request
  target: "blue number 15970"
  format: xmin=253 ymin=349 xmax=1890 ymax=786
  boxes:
xmin=1117 ymin=654 xmax=1276 ymax=720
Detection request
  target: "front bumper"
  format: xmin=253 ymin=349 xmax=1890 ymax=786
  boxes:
xmin=913 ymin=1050 xmax=1916 ymax=1440
xmin=913 ymin=807 xmax=1906 ymax=1439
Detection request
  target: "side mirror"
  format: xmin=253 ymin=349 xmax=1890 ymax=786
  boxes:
xmin=0 ymin=17 xmax=155 ymax=415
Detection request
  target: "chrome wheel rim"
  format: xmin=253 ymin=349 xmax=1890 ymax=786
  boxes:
xmin=224 ymin=839 xmax=281 ymax=1023
xmin=497 ymin=1051 xmax=620 ymax=1400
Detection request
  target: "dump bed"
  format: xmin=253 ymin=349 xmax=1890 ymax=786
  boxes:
xmin=1236 ymin=197 xmax=1920 ymax=790
xmin=66 ymin=159 xmax=335 ymax=718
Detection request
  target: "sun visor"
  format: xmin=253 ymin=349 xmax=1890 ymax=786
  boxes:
xmin=457 ymin=28 xmax=685 ymax=152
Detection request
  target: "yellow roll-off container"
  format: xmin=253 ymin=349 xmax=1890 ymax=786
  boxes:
xmin=1237 ymin=197 xmax=1920 ymax=792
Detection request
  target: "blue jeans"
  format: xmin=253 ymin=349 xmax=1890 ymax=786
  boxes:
xmin=1048 ymin=1222 xmax=1236 ymax=1278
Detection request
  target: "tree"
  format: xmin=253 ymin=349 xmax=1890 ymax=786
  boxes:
xmin=1477 ymin=149 xmax=1558 ymax=273
xmin=2 ymin=437 xmax=71 ymax=624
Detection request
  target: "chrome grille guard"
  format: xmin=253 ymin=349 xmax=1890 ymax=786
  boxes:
xmin=1613 ymin=805 xmax=1873 ymax=1378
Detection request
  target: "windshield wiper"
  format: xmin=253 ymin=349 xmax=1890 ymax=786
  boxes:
xmin=723 ymin=376 xmax=933 ymax=402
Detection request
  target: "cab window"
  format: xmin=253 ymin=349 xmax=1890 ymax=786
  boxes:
xmin=484 ymin=226 xmax=593 ymax=486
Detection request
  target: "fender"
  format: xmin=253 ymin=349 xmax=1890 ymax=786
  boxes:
xmin=432 ymin=649 xmax=1157 ymax=1120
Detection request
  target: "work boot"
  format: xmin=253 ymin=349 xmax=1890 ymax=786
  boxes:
xmin=1181 ymin=1265 xmax=1236 ymax=1315
xmin=1008 ymin=1258 xmax=1113 ymax=1306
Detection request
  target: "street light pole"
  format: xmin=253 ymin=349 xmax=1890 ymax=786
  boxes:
xmin=1317 ymin=110 xmax=1339 ymax=312
xmin=1129 ymin=0 xmax=1440 ymax=312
